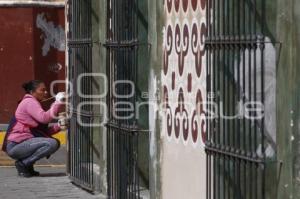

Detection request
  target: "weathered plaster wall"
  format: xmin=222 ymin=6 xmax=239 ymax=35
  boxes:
xmin=0 ymin=7 xmax=65 ymax=123
xmin=91 ymin=0 xmax=108 ymax=194
xmin=148 ymin=0 xmax=164 ymax=198
xmin=276 ymin=0 xmax=300 ymax=198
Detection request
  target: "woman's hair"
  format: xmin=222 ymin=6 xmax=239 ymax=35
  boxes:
xmin=22 ymin=80 xmax=44 ymax=94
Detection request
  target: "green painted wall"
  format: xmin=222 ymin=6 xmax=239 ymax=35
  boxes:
xmin=264 ymin=1 xmax=278 ymax=198
xmin=91 ymin=0 xmax=107 ymax=194
xmin=276 ymin=0 xmax=300 ymax=198
xmin=147 ymin=0 xmax=164 ymax=198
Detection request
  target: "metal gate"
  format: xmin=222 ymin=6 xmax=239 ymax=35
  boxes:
xmin=67 ymin=0 xmax=95 ymax=191
xmin=105 ymin=0 xmax=145 ymax=198
xmin=205 ymin=0 xmax=267 ymax=198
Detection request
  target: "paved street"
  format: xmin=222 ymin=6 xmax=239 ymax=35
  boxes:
xmin=0 ymin=166 xmax=106 ymax=199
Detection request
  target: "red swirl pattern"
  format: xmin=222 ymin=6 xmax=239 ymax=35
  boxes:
xmin=166 ymin=0 xmax=206 ymax=12
xmin=182 ymin=0 xmax=189 ymax=12
xmin=191 ymin=90 xmax=206 ymax=143
xmin=163 ymin=25 xmax=173 ymax=75
xmin=174 ymin=88 xmax=189 ymax=140
xmin=163 ymin=86 xmax=173 ymax=137
xmin=163 ymin=0 xmax=207 ymax=145
xmin=175 ymin=24 xmax=189 ymax=76
xmin=191 ymin=22 xmax=207 ymax=77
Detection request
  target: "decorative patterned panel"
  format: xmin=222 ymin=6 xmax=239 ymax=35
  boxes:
xmin=162 ymin=0 xmax=207 ymax=147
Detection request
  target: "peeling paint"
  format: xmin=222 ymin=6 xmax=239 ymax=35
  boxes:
xmin=36 ymin=13 xmax=65 ymax=56
xmin=48 ymin=62 xmax=62 ymax=73
xmin=149 ymin=69 xmax=159 ymax=193
xmin=292 ymin=136 xmax=295 ymax=141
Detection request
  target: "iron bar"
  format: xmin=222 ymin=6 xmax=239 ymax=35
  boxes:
xmin=105 ymin=0 xmax=147 ymax=198
xmin=68 ymin=0 xmax=94 ymax=191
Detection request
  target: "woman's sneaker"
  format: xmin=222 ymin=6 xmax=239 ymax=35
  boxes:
xmin=28 ymin=165 xmax=40 ymax=176
xmin=15 ymin=161 xmax=32 ymax=178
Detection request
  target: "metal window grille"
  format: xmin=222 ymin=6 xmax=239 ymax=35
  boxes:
xmin=67 ymin=0 xmax=95 ymax=191
xmin=105 ymin=0 xmax=145 ymax=198
xmin=205 ymin=0 xmax=267 ymax=198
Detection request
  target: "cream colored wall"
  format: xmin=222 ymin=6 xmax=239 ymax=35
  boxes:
xmin=161 ymin=141 xmax=206 ymax=199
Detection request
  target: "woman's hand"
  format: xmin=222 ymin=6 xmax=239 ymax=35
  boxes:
xmin=55 ymin=92 xmax=66 ymax=102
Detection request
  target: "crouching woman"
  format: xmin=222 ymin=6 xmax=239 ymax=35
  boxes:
xmin=2 ymin=80 xmax=66 ymax=177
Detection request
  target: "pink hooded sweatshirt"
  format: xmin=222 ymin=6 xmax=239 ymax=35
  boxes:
xmin=7 ymin=94 xmax=63 ymax=143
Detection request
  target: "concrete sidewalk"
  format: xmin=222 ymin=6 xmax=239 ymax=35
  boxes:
xmin=0 ymin=166 xmax=106 ymax=199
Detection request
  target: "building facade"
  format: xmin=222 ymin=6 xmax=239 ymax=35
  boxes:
xmin=66 ymin=0 xmax=300 ymax=199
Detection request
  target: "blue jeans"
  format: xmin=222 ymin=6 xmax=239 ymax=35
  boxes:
xmin=6 ymin=137 xmax=60 ymax=166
